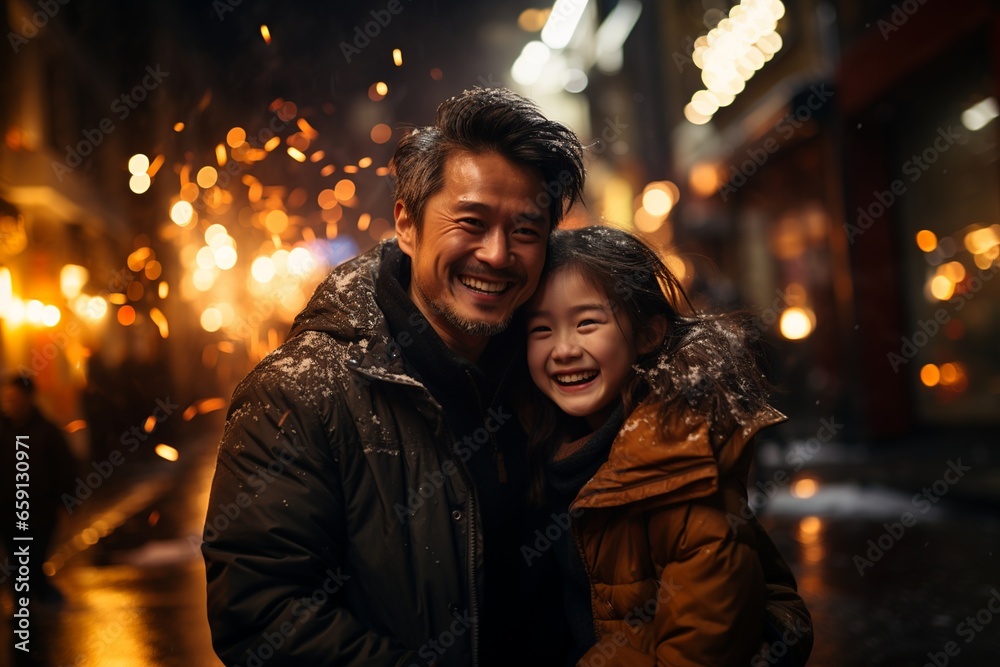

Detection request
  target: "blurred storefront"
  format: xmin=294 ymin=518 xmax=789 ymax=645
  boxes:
xmin=836 ymin=0 xmax=1000 ymax=434
xmin=1 ymin=0 xmax=204 ymax=461
xmin=516 ymin=0 xmax=1000 ymax=439
xmin=1 ymin=0 xmax=131 ymax=458
xmin=510 ymin=0 xmax=860 ymax=434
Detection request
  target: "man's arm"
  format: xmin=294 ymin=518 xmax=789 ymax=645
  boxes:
xmin=202 ymin=368 xmax=416 ymax=667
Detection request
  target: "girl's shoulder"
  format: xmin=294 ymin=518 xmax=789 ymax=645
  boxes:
xmin=614 ymin=399 xmax=786 ymax=470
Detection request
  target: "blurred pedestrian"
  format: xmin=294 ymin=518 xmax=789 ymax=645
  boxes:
xmin=0 ymin=374 xmax=76 ymax=607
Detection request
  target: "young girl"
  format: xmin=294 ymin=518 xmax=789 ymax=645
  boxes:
xmin=521 ymin=226 xmax=811 ymax=667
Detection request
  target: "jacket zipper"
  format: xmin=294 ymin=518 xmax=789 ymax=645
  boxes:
xmin=570 ymin=509 xmax=607 ymax=642
xmin=355 ymin=365 xmax=480 ymax=667
xmin=463 ymin=369 xmax=485 ymax=667
xmin=461 ymin=359 xmax=513 ymax=663
xmin=463 ymin=467 xmax=480 ymax=667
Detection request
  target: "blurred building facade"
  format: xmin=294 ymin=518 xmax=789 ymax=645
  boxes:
xmin=0 ymin=0 xmax=213 ymax=460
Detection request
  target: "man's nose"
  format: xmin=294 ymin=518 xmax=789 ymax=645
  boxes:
xmin=475 ymin=227 xmax=514 ymax=268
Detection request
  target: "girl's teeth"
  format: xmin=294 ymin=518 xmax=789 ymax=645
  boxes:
xmin=556 ymin=372 xmax=597 ymax=384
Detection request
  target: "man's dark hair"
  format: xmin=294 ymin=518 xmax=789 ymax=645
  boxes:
xmin=389 ymin=87 xmax=585 ymax=229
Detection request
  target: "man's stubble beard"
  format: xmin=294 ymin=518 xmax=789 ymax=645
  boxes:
xmin=413 ymin=273 xmax=513 ymax=337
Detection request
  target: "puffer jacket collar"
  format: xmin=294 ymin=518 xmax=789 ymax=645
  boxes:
xmin=572 ymin=401 xmax=787 ymax=510
xmin=287 ymin=239 xmax=425 ymax=390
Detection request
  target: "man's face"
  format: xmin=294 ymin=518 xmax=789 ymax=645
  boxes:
xmin=395 ymin=150 xmax=551 ymax=357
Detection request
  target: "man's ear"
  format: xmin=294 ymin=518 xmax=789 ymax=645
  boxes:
xmin=394 ymin=201 xmax=416 ymax=257
xmin=638 ymin=315 xmax=668 ymax=355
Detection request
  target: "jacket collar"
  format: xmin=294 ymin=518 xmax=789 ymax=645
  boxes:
xmin=286 ymin=240 xmax=423 ymax=389
xmin=374 ymin=243 xmax=493 ymax=409
xmin=571 ymin=401 xmax=787 ymax=510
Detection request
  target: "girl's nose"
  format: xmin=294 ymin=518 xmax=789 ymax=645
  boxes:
xmin=552 ymin=335 xmax=582 ymax=361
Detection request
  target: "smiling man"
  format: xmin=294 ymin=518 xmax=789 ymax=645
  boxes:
xmin=395 ymin=151 xmax=550 ymax=358
xmin=202 ymin=87 xmax=585 ymax=667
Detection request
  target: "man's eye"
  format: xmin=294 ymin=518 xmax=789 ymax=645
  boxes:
xmin=514 ymin=227 xmax=541 ymax=238
xmin=460 ymin=218 xmax=485 ymax=228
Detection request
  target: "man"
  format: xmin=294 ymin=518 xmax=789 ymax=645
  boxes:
xmin=1 ymin=374 xmax=75 ymax=606
xmin=203 ymin=87 xmax=585 ymax=666
xmin=202 ymin=87 xmax=812 ymax=667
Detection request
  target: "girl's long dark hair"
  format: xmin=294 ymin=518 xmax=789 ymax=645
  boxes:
xmin=516 ymin=225 xmax=771 ymax=506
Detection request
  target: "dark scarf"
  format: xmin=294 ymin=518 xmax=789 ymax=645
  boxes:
xmin=373 ymin=244 xmax=546 ymax=666
xmin=544 ymin=402 xmax=626 ymax=666
xmin=546 ymin=402 xmax=626 ymax=499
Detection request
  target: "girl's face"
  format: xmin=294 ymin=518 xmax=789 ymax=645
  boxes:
xmin=526 ymin=268 xmax=638 ymax=429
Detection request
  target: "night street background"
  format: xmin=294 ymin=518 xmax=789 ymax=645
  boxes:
xmin=1 ymin=0 xmax=999 ymax=665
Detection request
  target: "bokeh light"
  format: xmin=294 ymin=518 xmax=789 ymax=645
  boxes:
xmin=779 ymin=307 xmax=815 ymax=340
xmin=916 ymin=229 xmax=938 ymax=252
xmin=920 ymin=364 xmax=941 ymax=387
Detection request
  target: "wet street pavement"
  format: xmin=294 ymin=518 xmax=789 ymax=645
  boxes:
xmin=1 ymin=417 xmax=225 ymax=667
xmin=2 ymin=425 xmax=998 ymax=666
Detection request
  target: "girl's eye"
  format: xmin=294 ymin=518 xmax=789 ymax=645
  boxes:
xmin=528 ymin=325 xmax=551 ymax=334
xmin=578 ymin=319 xmax=599 ymax=328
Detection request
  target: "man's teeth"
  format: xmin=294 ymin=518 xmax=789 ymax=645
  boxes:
xmin=460 ymin=277 xmax=508 ymax=294
xmin=554 ymin=371 xmax=598 ymax=384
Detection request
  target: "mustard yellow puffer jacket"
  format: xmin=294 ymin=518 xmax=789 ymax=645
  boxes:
xmin=570 ymin=401 xmax=811 ymax=666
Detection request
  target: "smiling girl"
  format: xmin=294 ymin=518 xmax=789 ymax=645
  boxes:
xmin=520 ymin=226 xmax=811 ymax=666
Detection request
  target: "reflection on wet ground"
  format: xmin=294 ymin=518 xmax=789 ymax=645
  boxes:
xmin=2 ymin=435 xmax=999 ymax=666
xmin=762 ymin=483 xmax=1000 ymax=666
